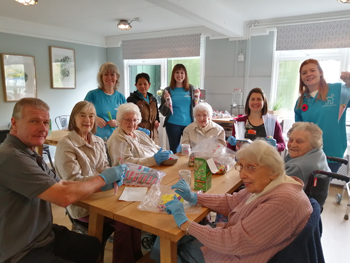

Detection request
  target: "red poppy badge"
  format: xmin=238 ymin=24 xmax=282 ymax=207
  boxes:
xmin=302 ymin=104 xmax=308 ymax=112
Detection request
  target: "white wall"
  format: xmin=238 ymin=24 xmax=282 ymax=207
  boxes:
xmin=204 ymin=31 xmax=275 ymax=112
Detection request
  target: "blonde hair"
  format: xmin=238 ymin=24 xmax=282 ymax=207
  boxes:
xmin=97 ymin=62 xmax=120 ymax=91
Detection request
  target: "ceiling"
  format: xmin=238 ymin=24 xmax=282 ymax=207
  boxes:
xmin=1 ymin=0 xmax=350 ymax=47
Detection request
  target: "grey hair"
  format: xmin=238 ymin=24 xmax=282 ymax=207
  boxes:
xmin=97 ymin=62 xmax=120 ymax=91
xmin=12 ymin=98 xmax=50 ymax=119
xmin=193 ymin=102 xmax=213 ymax=119
xmin=236 ymin=139 xmax=285 ymax=177
xmin=287 ymin=122 xmax=323 ymax=149
xmin=116 ymin=103 xmax=142 ymax=126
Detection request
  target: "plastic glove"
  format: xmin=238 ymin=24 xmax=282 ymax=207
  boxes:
xmin=266 ymin=137 xmax=277 ymax=148
xmin=100 ymin=164 xmax=128 ymax=191
xmin=165 ymin=196 xmax=189 ymax=228
xmin=154 ymin=148 xmax=170 ymax=165
xmin=137 ymin=127 xmax=150 ymax=136
xmin=227 ymin=136 xmax=237 ymax=146
xmin=163 ymin=150 xmax=173 ymax=154
xmin=171 ymin=179 xmax=197 ymax=204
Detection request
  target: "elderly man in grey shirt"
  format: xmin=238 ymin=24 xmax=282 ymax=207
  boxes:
xmin=0 ymin=98 xmax=126 ymax=263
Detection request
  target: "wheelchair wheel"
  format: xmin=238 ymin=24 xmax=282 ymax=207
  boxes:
xmin=141 ymin=234 xmax=156 ymax=251
xmin=335 ymin=193 xmax=342 ymax=204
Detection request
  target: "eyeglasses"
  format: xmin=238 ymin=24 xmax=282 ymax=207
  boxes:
xmin=234 ymin=162 xmax=260 ymax=173
xmin=122 ymin=118 xmax=139 ymax=124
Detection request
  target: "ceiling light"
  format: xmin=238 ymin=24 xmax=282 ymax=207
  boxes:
xmin=338 ymin=0 xmax=350 ymax=3
xmin=117 ymin=20 xmax=132 ymax=31
xmin=15 ymin=0 xmax=38 ymax=5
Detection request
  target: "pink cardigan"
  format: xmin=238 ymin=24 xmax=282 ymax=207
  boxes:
xmin=187 ymin=177 xmax=312 ymax=263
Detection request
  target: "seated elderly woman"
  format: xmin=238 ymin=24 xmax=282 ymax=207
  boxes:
xmin=107 ymin=103 xmax=172 ymax=166
xmin=285 ymin=122 xmax=331 ymax=207
xmin=181 ymin=102 xmax=225 ymax=147
xmin=150 ymin=140 xmax=312 ymax=263
xmin=55 ymin=101 xmax=142 ymax=263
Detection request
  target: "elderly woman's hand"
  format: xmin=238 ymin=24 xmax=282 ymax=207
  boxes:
xmin=154 ymin=148 xmax=170 ymax=165
xmin=96 ymin=116 xmax=107 ymax=128
xmin=171 ymin=179 xmax=197 ymax=204
xmin=165 ymin=196 xmax=189 ymax=228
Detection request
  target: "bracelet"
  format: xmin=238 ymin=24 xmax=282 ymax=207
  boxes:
xmin=185 ymin=221 xmax=192 ymax=236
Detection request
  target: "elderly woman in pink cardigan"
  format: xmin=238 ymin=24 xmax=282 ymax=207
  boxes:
xmin=150 ymin=140 xmax=312 ymax=263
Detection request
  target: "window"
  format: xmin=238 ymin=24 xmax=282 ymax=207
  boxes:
xmin=272 ymin=48 xmax=350 ymax=112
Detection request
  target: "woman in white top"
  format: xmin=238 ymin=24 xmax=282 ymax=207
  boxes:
xmin=107 ymin=103 xmax=172 ymax=166
xmin=55 ymin=101 xmax=142 ymax=263
xmin=181 ymin=102 xmax=225 ymax=148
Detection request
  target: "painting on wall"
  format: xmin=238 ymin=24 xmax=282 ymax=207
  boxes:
xmin=1 ymin=53 xmax=37 ymax=102
xmin=49 ymin=46 xmax=76 ymax=89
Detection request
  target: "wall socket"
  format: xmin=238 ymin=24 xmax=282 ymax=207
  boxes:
xmin=238 ymin=53 xmax=244 ymax=62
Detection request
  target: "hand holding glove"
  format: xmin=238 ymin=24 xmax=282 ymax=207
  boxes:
xmin=100 ymin=164 xmax=128 ymax=191
xmin=165 ymin=196 xmax=189 ymax=228
xmin=266 ymin=137 xmax=277 ymax=148
xmin=154 ymin=148 xmax=170 ymax=165
xmin=171 ymin=179 xmax=197 ymax=204
xmin=137 ymin=127 xmax=150 ymax=136
xmin=227 ymin=135 xmax=237 ymax=146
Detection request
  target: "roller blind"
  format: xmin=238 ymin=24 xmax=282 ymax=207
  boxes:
xmin=122 ymin=34 xmax=201 ymax=59
xmin=276 ymin=19 xmax=350 ymax=51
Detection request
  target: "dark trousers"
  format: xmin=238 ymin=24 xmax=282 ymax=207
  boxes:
xmin=18 ymin=224 xmax=101 ymax=263
xmin=328 ymin=162 xmax=342 ymax=173
xmin=166 ymin=123 xmax=187 ymax=153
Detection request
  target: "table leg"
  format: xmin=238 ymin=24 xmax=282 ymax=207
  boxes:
xmin=160 ymin=237 xmax=177 ymax=263
xmin=88 ymin=210 xmax=104 ymax=242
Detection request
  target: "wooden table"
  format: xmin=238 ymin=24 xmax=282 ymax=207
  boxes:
xmin=37 ymin=130 xmax=69 ymax=155
xmin=76 ymin=155 xmax=242 ymax=263
xmin=212 ymin=118 xmax=235 ymax=124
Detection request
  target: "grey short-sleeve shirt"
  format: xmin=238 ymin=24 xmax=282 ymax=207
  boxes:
xmin=0 ymin=134 xmax=60 ymax=262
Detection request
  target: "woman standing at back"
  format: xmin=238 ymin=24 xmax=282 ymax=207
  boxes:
xmin=294 ymin=59 xmax=350 ymax=172
xmin=127 ymin=73 xmax=160 ymax=144
xmin=159 ymin=64 xmax=196 ymax=153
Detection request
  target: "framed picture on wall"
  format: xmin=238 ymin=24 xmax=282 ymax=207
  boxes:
xmin=1 ymin=53 xmax=37 ymax=102
xmin=49 ymin=46 xmax=76 ymax=89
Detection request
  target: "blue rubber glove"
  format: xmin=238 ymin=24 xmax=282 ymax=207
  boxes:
xmin=163 ymin=150 xmax=173 ymax=154
xmin=266 ymin=137 xmax=277 ymax=148
xmin=171 ymin=179 xmax=197 ymax=204
xmin=100 ymin=164 xmax=128 ymax=191
xmin=154 ymin=148 xmax=170 ymax=165
xmin=137 ymin=127 xmax=150 ymax=136
xmin=227 ymin=136 xmax=236 ymax=146
xmin=165 ymin=196 xmax=189 ymax=228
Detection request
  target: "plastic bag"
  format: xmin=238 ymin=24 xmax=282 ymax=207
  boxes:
xmin=123 ymin=162 xmax=166 ymax=187
xmin=188 ymin=137 xmax=235 ymax=174
xmin=137 ymin=184 xmax=202 ymax=214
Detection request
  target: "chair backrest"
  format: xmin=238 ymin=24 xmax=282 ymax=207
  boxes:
xmin=0 ymin=130 xmax=10 ymax=145
xmin=55 ymin=115 xmax=70 ymax=130
xmin=268 ymin=198 xmax=325 ymax=263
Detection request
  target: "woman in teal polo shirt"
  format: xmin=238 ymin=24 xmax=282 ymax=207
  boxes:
xmin=159 ymin=64 xmax=196 ymax=153
xmin=294 ymin=59 xmax=350 ymax=172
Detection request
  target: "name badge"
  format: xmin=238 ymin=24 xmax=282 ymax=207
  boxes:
xmin=247 ymin=129 xmax=256 ymax=135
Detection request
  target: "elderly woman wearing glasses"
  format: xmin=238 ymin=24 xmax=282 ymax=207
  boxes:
xmin=285 ymin=122 xmax=331 ymax=207
xmin=150 ymin=140 xmax=312 ymax=263
xmin=181 ymin=102 xmax=225 ymax=147
xmin=107 ymin=103 xmax=172 ymax=166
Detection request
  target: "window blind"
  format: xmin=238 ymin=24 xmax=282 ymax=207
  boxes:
xmin=122 ymin=34 xmax=201 ymax=59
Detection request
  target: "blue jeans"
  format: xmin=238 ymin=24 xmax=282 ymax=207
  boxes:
xmin=166 ymin=123 xmax=187 ymax=153
xmin=150 ymin=235 xmax=205 ymax=263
